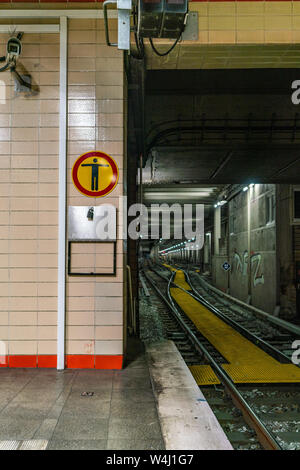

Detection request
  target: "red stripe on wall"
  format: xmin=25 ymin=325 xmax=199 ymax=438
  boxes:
xmin=0 ymin=356 xmax=8 ymax=367
xmin=3 ymin=355 xmax=124 ymax=369
xmin=38 ymin=355 xmax=57 ymax=368
xmin=95 ymin=355 xmax=123 ymax=369
xmin=9 ymin=355 xmax=37 ymax=368
xmin=65 ymin=355 xmax=95 ymax=369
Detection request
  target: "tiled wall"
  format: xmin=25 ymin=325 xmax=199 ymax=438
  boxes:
xmin=0 ymin=18 xmax=125 ymax=368
xmin=0 ymin=31 xmax=60 ymax=367
xmin=144 ymin=1 xmax=300 ymax=69
xmin=190 ymin=1 xmax=300 ymax=44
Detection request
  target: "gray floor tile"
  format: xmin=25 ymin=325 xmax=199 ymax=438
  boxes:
xmin=0 ymin=376 xmax=34 ymax=384
xmin=0 ymin=383 xmax=34 ymax=394
xmin=0 ymin=417 xmax=42 ymax=440
xmin=112 ymin=388 xmax=156 ymax=403
xmin=114 ymin=368 xmax=150 ymax=378
xmin=24 ymin=383 xmax=70 ymax=393
xmin=107 ymin=439 xmax=165 ymax=450
xmin=48 ymin=439 xmax=107 ymax=450
xmin=108 ymin=417 xmax=162 ymax=441
xmin=11 ymin=391 xmax=61 ymax=404
xmin=123 ymin=357 xmax=148 ymax=369
xmin=62 ymin=397 xmax=111 ymax=418
xmin=33 ymin=419 xmax=59 ymax=440
xmin=77 ymin=370 xmax=114 ymax=377
xmin=110 ymin=400 xmax=158 ymax=419
xmin=52 ymin=415 xmax=109 ymax=440
xmin=47 ymin=404 xmax=66 ymax=420
xmin=0 ymin=398 xmax=11 ymax=413
xmin=0 ymin=369 xmax=37 ymax=376
xmin=113 ymin=376 xmax=152 ymax=390
xmin=0 ymin=390 xmax=17 ymax=403
xmin=0 ymin=402 xmax=51 ymax=420
xmin=67 ymin=389 xmax=112 ymax=400
xmin=33 ymin=370 xmax=74 ymax=378
xmin=71 ymin=378 xmax=113 ymax=392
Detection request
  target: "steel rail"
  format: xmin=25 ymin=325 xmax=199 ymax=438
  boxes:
xmin=191 ymin=270 xmax=300 ymax=337
xmin=183 ymin=270 xmax=293 ymax=365
xmin=143 ymin=269 xmax=282 ymax=450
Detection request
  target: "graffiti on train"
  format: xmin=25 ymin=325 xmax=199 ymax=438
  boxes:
xmin=231 ymin=250 xmax=264 ymax=287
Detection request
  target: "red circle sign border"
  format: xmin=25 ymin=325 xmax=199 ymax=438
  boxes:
xmin=72 ymin=151 xmax=119 ymax=198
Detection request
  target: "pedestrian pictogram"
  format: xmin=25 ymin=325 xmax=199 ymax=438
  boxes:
xmin=81 ymin=158 xmax=109 ymax=191
xmin=72 ymin=151 xmax=119 ymax=198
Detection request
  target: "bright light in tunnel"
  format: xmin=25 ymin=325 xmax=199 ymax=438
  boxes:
xmin=144 ymin=191 xmax=213 ymax=199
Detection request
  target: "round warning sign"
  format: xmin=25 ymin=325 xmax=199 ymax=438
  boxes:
xmin=72 ymin=151 xmax=119 ymax=198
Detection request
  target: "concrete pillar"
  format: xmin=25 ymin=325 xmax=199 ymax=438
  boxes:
xmin=247 ymin=188 xmax=252 ymax=301
xmin=214 ymin=207 xmax=221 ymax=256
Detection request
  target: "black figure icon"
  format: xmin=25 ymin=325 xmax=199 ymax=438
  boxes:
xmin=81 ymin=158 xmax=109 ymax=191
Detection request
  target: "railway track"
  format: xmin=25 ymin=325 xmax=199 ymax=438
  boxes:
xmin=186 ymin=269 xmax=300 ymax=364
xmin=141 ymin=265 xmax=300 ymax=451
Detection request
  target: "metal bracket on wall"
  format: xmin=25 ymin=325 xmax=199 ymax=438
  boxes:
xmin=104 ymin=0 xmax=132 ymax=50
xmin=181 ymin=11 xmax=198 ymax=41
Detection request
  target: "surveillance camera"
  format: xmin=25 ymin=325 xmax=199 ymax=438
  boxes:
xmin=7 ymin=37 xmax=22 ymax=60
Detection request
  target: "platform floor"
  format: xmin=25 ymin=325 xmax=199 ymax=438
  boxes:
xmin=0 ymin=340 xmax=165 ymax=450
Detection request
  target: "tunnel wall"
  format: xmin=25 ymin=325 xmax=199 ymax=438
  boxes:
xmin=212 ymin=184 xmax=277 ymax=314
xmin=156 ymin=184 xmax=298 ymax=317
xmin=277 ymin=185 xmax=297 ymax=317
xmin=0 ymin=19 xmax=126 ymax=368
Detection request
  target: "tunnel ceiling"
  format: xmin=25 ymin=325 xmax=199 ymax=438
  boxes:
xmin=144 ymin=69 xmax=300 ymax=184
xmin=144 ymin=44 xmax=300 ymax=71
xmin=142 ymin=144 xmax=300 ymax=184
xmin=146 ymin=69 xmax=300 ymax=95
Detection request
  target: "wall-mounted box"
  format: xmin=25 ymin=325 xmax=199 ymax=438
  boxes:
xmin=68 ymin=206 xmax=117 ymax=276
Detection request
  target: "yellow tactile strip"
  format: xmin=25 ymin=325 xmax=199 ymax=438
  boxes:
xmin=163 ymin=263 xmax=177 ymax=272
xmin=189 ymin=365 xmax=220 ymax=386
xmin=167 ymin=268 xmax=300 ymax=385
xmin=173 ymin=271 xmax=192 ymax=291
xmin=163 ymin=264 xmax=191 ymax=291
xmin=223 ymin=364 xmax=300 ymax=384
